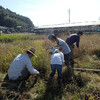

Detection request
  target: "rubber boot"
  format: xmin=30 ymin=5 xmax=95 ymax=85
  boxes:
xmin=67 ymin=66 xmax=73 ymax=83
xmin=58 ymin=78 xmax=62 ymax=86
xmin=47 ymin=76 xmax=52 ymax=85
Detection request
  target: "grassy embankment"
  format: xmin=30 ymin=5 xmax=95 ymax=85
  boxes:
xmin=0 ymin=33 xmax=100 ymax=100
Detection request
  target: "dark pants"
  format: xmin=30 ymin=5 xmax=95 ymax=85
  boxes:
xmin=17 ymin=67 xmax=30 ymax=81
xmin=69 ymin=44 xmax=75 ymax=68
xmin=64 ymin=53 xmax=73 ymax=81
xmin=2 ymin=68 xmax=30 ymax=90
xmin=50 ymin=64 xmax=62 ymax=79
xmin=64 ymin=54 xmax=70 ymax=66
xmin=7 ymin=67 xmax=30 ymax=82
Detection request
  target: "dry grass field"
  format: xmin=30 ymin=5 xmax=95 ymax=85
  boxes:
xmin=0 ymin=33 xmax=100 ymax=100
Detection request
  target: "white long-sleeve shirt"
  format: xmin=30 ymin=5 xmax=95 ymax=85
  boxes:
xmin=51 ymin=52 xmax=64 ymax=65
xmin=8 ymin=53 xmax=39 ymax=80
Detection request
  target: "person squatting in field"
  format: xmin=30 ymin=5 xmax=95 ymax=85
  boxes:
xmin=66 ymin=31 xmax=83 ymax=68
xmin=47 ymin=46 xmax=64 ymax=85
xmin=6 ymin=48 xmax=39 ymax=83
xmin=48 ymin=34 xmax=73 ymax=82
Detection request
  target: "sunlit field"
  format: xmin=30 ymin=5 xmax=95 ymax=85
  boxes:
xmin=0 ymin=33 xmax=100 ymax=100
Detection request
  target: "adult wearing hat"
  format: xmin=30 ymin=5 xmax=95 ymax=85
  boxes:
xmin=7 ymin=48 xmax=39 ymax=81
xmin=66 ymin=31 xmax=83 ymax=68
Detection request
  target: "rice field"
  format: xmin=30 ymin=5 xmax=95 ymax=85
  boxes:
xmin=0 ymin=33 xmax=100 ymax=100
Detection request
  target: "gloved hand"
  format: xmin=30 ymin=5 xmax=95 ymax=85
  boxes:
xmin=34 ymin=69 xmax=39 ymax=74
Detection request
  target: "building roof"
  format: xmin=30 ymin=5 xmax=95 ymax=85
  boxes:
xmin=38 ymin=21 xmax=100 ymax=29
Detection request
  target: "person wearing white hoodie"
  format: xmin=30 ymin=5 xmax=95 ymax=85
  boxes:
xmin=47 ymin=46 xmax=64 ymax=85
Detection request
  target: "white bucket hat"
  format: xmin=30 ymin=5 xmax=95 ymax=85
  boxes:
xmin=51 ymin=46 xmax=59 ymax=54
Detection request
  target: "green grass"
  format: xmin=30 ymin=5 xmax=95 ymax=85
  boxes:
xmin=0 ymin=35 xmax=29 ymax=42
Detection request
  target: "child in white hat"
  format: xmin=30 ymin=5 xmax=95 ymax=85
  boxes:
xmin=47 ymin=46 xmax=64 ymax=86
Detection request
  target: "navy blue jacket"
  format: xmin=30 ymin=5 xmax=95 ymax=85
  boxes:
xmin=66 ymin=34 xmax=80 ymax=47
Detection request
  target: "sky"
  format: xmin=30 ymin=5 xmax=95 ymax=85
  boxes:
xmin=0 ymin=0 xmax=100 ymax=26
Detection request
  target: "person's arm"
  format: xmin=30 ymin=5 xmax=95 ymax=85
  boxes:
xmin=61 ymin=53 xmax=65 ymax=63
xmin=58 ymin=41 xmax=63 ymax=51
xmin=76 ymin=36 xmax=81 ymax=52
xmin=26 ymin=59 xmax=39 ymax=75
xmin=76 ymin=37 xmax=80 ymax=48
xmin=59 ymin=53 xmax=64 ymax=66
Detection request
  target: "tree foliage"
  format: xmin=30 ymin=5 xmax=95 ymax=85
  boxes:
xmin=0 ymin=6 xmax=34 ymax=28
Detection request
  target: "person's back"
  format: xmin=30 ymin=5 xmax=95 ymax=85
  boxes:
xmin=66 ymin=34 xmax=79 ymax=47
xmin=8 ymin=54 xmax=30 ymax=80
xmin=57 ymin=38 xmax=71 ymax=54
xmin=51 ymin=52 xmax=64 ymax=65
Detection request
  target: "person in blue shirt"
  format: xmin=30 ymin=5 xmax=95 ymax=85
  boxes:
xmin=66 ymin=31 xmax=83 ymax=68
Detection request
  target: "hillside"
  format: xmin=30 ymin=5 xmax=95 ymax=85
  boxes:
xmin=0 ymin=6 xmax=34 ymax=29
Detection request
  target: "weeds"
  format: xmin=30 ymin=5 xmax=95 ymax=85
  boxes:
xmin=0 ymin=33 xmax=100 ymax=100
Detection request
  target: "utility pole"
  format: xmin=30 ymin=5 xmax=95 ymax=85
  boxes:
xmin=68 ymin=8 xmax=70 ymax=23
xmin=99 ymin=17 xmax=100 ymax=20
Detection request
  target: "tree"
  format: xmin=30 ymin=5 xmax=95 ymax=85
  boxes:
xmin=0 ymin=6 xmax=34 ymax=31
